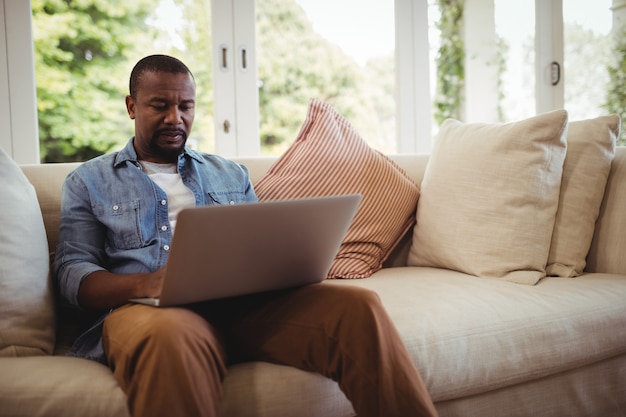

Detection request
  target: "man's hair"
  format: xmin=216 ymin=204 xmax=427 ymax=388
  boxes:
xmin=129 ymin=54 xmax=194 ymax=98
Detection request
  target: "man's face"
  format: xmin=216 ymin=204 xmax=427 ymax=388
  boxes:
xmin=126 ymin=71 xmax=196 ymax=163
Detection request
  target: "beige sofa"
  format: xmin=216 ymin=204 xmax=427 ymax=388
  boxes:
xmin=1 ymin=144 xmax=626 ymax=417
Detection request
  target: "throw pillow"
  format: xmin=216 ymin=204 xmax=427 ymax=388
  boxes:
xmin=546 ymin=114 xmax=620 ymax=277
xmin=0 ymin=147 xmax=56 ymax=356
xmin=254 ymin=99 xmax=420 ymax=278
xmin=408 ymin=110 xmax=569 ymax=285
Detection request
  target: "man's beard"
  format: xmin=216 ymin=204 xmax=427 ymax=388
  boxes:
xmin=150 ymin=128 xmax=188 ymax=160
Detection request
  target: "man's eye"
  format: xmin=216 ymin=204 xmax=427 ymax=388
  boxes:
xmin=152 ymin=105 xmax=166 ymax=111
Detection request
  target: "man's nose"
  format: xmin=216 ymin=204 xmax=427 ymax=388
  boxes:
xmin=164 ymin=106 xmax=183 ymax=124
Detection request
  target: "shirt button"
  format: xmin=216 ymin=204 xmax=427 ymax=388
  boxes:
xmin=161 ymin=225 xmax=168 ymax=231
xmin=112 ymin=205 xmax=119 ymax=211
xmin=163 ymin=245 xmax=170 ymax=251
xmin=229 ymin=201 xmax=235 ymax=205
xmin=161 ymin=200 xmax=167 ymax=205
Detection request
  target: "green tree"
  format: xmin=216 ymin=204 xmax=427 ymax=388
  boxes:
xmin=165 ymin=0 xmax=215 ymax=152
xmin=564 ymin=23 xmax=611 ymax=122
xmin=363 ymin=54 xmax=396 ymax=152
xmin=33 ymin=0 xmax=395 ymax=159
xmin=434 ymin=0 xmax=465 ymax=125
xmin=33 ymin=0 xmax=155 ymax=162
xmin=256 ymin=0 xmax=387 ymax=154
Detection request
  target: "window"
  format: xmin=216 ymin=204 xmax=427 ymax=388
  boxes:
xmin=2 ymin=0 xmax=623 ymax=164
xmin=30 ymin=0 xmax=215 ymax=162
xmin=256 ymin=0 xmax=397 ymax=155
xmin=494 ymin=0 xmax=535 ymax=121
xmin=563 ymin=0 xmax=612 ymax=120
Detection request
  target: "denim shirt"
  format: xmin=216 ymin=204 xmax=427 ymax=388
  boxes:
xmin=54 ymin=138 xmax=257 ymax=363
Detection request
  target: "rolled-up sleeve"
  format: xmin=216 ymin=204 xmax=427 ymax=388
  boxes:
xmin=54 ymin=171 xmax=106 ymax=307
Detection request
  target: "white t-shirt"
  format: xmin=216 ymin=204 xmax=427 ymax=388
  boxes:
xmin=139 ymin=160 xmax=195 ymax=233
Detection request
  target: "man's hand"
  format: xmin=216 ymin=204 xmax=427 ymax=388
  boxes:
xmin=77 ymin=266 xmax=167 ymax=311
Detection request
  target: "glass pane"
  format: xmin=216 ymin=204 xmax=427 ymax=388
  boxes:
xmin=31 ymin=0 xmax=214 ymax=162
xmin=494 ymin=0 xmax=535 ymax=122
xmin=256 ymin=0 xmax=396 ymax=155
xmin=427 ymin=0 xmax=442 ymax=135
xmin=563 ymin=0 xmax=612 ymax=121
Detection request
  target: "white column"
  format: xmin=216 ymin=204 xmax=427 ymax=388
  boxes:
xmin=395 ymin=0 xmax=432 ymax=154
xmin=612 ymin=0 xmax=626 ymax=32
xmin=535 ymin=0 xmax=564 ymax=114
xmin=213 ymin=0 xmax=260 ymax=157
xmin=0 ymin=0 xmax=40 ymax=164
xmin=232 ymin=0 xmax=260 ymax=156
xmin=463 ymin=0 xmax=499 ymax=123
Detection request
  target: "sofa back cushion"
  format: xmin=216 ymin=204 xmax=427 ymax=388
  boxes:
xmin=546 ymin=115 xmax=619 ymax=277
xmin=19 ymin=162 xmax=81 ymax=255
xmin=0 ymin=147 xmax=56 ymax=356
xmin=408 ymin=110 xmax=569 ymax=285
xmin=587 ymin=147 xmax=626 ymax=274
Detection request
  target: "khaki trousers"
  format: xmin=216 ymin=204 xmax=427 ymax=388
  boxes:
xmin=103 ymin=283 xmax=438 ymax=417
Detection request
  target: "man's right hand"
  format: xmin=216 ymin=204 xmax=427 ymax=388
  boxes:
xmin=77 ymin=266 xmax=167 ymax=311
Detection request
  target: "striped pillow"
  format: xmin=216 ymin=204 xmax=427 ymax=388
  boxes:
xmin=254 ymin=99 xmax=420 ymax=279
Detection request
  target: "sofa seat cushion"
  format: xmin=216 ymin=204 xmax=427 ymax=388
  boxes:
xmin=326 ymin=268 xmax=626 ymax=401
xmin=0 ymin=356 xmax=356 ymax=417
xmin=221 ymin=362 xmax=354 ymax=417
xmin=0 ymin=356 xmax=129 ymax=417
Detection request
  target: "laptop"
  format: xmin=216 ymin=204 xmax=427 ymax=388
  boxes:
xmin=129 ymin=194 xmax=361 ymax=307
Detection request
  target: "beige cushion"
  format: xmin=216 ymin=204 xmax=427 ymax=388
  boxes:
xmin=408 ymin=110 xmax=568 ymax=285
xmin=546 ymin=115 xmax=620 ymax=277
xmin=221 ymin=362 xmax=354 ymax=417
xmin=0 ymin=147 xmax=56 ymax=356
xmin=0 ymin=356 xmax=129 ymax=417
xmin=586 ymin=147 xmax=626 ymax=275
xmin=325 ymin=267 xmax=626 ymax=402
xmin=254 ymin=99 xmax=420 ymax=278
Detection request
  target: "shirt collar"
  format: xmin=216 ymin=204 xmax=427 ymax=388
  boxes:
xmin=113 ymin=137 xmax=205 ymax=167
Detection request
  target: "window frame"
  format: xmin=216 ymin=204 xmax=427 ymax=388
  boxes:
xmin=212 ymin=0 xmax=261 ymax=157
xmin=535 ymin=0 xmax=565 ymax=114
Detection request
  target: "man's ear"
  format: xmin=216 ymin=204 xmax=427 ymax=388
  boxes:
xmin=125 ymin=95 xmax=136 ymax=119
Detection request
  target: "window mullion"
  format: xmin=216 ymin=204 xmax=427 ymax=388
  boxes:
xmin=211 ymin=0 xmax=237 ymax=157
xmin=395 ymin=0 xmax=432 ymax=154
xmin=233 ymin=0 xmax=259 ymax=156
xmin=212 ymin=0 xmax=259 ymax=157
xmin=535 ymin=0 xmax=564 ymax=114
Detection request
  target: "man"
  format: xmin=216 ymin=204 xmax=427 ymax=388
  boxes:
xmin=55 ymin=54 xmax=438 ymax=417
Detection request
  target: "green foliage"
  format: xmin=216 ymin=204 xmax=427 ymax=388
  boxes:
xmin=32 ymin=0 xmax=154 ymax=162
xmin=167 ymin=0 xmax=215 ymax=152
xmin=564 ymin=23 xmax=611 ymax=122
xmin=34 ymin=0 xmax=395 ymax=159
xmin=605 ymin=28 xmax=626 ymax=146
xmin=495 ymin=35 xmax=508 ymax=122
xmin=434 ymin=0 xmax=465 ymax=125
